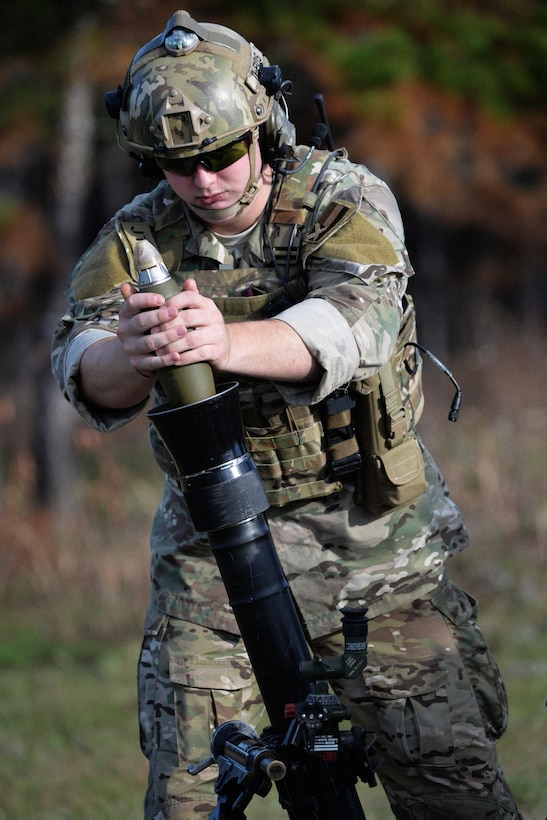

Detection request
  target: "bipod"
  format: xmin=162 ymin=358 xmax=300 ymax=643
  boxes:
xmin=188 ymin=608 xmax=382 ymax=820
xmin=189 ymin=704 xmax=379 ymax=820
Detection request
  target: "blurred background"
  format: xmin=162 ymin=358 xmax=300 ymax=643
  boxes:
xmin=0 ymin=1 xmax=545 ymax=817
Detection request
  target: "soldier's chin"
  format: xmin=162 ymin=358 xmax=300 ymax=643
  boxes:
xmin=190 ymin=201 xmax=242 ymax=223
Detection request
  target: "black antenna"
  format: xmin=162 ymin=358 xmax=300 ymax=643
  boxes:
xmin=314 ymin=92 xmax=335 ymax=151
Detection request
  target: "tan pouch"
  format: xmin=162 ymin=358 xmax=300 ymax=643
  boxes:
xmin=356 ymin=433 xmax=427 ymax=514
xmin=352 ymin=298 xmax=428 ymax=515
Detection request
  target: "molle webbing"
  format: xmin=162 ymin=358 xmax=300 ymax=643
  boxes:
xmin=321 ymin=390 xmax=363 ymax=480
xmin=242 ymin=392 xmax=342 ymax=507
xmin=212 ymin=278 xmax=308 ymax=323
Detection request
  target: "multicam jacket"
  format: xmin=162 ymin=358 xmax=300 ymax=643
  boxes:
xmin=51 ymin=147 xmax=469 ymax=639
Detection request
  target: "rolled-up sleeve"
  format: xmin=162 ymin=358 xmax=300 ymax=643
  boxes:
xmin=273 ymin=298 xmax=359 ymax=403
xmin=57 ymin=328 xmax=149 ymax=431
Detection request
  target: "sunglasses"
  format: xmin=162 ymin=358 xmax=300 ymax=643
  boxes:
xmin=156 ymin=134 xmax=251 ymax=177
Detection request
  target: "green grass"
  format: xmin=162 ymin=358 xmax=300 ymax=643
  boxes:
xmin=0 ymin=639 xmax=148 ymax=819
xmin=498 ymin=671 xmax=546 ymax=817
xmin=0 ymin=581 xmax=543 ymax=819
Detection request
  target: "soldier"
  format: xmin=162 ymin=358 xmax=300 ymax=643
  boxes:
xmin=51 ymin=11 xmax=521 ymax=820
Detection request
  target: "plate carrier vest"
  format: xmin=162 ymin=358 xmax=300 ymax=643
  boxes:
xmin=118 ymin=149 xmax=427 ymax=513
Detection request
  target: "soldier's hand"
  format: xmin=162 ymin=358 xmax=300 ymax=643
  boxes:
xmin=117 ymin=282 xmax=180 ymax=377
xmin=149 ymin=279 xmax=232 ymax=372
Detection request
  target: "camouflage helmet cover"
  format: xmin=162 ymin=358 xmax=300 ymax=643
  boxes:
xmin=118 ymin=10 xmax=280 ymax=159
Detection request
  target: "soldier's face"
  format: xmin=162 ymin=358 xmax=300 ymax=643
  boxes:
xmin=163 ymin=150 xmax=252 ymax=214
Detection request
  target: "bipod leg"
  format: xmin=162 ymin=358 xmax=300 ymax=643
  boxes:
xmin=273 ymin=753 xmax=367 ymax=820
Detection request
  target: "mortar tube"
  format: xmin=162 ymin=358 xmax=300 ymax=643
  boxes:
xmin=147 ymin=382 xmax=367 ymax=818
xmin=147 ymin=382 xmax=312 ymax=724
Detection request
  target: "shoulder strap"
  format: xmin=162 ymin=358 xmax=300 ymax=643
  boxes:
xmin=377 ymin=359 xmax=408 ymax=448
xmin=267 ymin=148 xmax=341 ymax=279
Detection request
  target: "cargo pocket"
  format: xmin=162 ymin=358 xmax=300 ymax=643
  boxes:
xmin=167 ymin=654 xmax=256 ymax=765
xmin=366 ymin=658 xmax=455 ymax=767
xmin=431 ymin=581 xmax=509 ymax=741
xmin=137 ymin=610 xmax=169 ymax=760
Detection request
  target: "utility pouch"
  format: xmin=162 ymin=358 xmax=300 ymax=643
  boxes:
xmin=241 ymin=386 xmax=343 ymax=507
xmin=352 ymin=296 xmax=427 ymax=515
xmin=353 ymin=385 xmax=427 ymax=514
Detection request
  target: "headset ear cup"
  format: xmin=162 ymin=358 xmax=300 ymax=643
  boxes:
xmin=104 ymin=86 xmax=124 ymax=119
xmin=133 ymin=154 xmax=164 ymax=180
xmin=260 ymin=98 xmax=296 ymax=163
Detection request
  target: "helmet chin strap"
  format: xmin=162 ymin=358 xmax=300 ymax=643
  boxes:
xmin=189 ymin=129 xmax=263 ymax=224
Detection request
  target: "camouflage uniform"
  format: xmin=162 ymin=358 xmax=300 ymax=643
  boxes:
xmin=51 ymin=149 xmax=520 ymax=819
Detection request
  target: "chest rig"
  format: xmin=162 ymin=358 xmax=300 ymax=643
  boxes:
xmin=118 ymin=150 xmax=426 ymax=512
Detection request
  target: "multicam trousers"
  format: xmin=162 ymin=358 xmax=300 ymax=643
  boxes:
xmin=137 ymin=580 xmax=522 ymax=819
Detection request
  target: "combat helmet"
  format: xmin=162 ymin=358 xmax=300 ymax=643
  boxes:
xmin=105 ymin=10 xmax=295 ymax=215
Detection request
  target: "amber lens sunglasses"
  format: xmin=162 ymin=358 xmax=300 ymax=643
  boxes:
xmin=156 ymin=134 xmax=251 ymax=177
